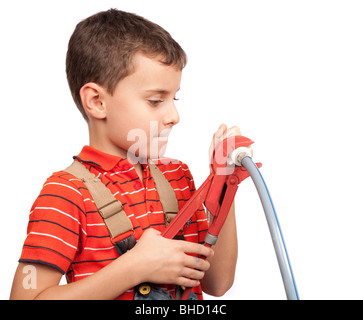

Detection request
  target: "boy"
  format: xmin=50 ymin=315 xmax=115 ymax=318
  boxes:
xmin=10 ymin=9 xmax=238 ymax=300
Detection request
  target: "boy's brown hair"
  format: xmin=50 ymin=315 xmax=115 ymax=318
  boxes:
xmin=66 ymin=9 xmax=187 ymax=120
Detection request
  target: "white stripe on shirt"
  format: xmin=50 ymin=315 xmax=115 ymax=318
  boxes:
xmin=28 ymin=231 xmax=77 ymax=250
xmin=43 ymin=182 xmax=82 ymax=196
xmin=34 ymin=207 xmax=87 ymax=236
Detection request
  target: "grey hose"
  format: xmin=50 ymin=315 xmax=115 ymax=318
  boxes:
xmin=240 ymin=156 xmax=299 ymax=300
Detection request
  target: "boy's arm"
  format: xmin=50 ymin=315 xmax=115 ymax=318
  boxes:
xmin=10 ymin=252 xmax=142 ymax=300
xmin=10 ymin=228 xmax=213 ymax=300
xmin=201 ymin=201 xmax=238 ymax=296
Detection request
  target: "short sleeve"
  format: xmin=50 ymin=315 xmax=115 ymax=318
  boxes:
xmin=19 ymin=173 xmax=87 ymax=274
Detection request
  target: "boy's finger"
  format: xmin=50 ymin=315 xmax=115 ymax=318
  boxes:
xmin=181 ymin=267 xmax=205 ymax=281
xmin=177 ymin=277 xmax=200 ymax=289
xmin=182 ymin=241 xmax=214 ymax=258
xmin=209 ymin=123 xmax=227 ymax=158
xmin=215 ymin=123 xmax=227 ymax=139
xmin=214 ymin=124 xmax=227 ymax=145
xmin=226 ymin=126 xmax=241 ymax=137
xmin=185 ymin=255 xmax=210 ymax=272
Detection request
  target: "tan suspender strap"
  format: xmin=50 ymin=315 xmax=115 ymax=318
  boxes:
xmin=65 ymin=160 xmax=180 ymax=254
xmin=65 ymin=161 xmax=135 ymax=254
xmin=148 ymin=160 xmax=179 ymax=226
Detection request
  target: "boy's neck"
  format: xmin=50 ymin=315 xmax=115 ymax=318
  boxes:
xmin=88 ymin=121 xmax=145 ymax=183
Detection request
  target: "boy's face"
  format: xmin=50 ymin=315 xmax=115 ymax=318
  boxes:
xmin=102 ymin=53 xmax=182 ymax=162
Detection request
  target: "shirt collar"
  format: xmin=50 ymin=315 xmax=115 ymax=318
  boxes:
xmin=74 ymin=146 xmax=125 ymax=171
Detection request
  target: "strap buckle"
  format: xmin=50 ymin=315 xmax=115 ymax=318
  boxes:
xmin=98 ymin=200 xmax=123 ymax=219
xmin=114 ymin=234 xmax=136 ymax=255
xmin=165 ymin=211 xmax=178 ymax=226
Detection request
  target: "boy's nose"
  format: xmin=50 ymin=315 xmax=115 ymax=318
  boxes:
xmin=164 ymin=102 xmax=180 ymax=127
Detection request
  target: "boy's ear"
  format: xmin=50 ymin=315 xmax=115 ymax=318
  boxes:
xmin=79 ymin=83 xmax=107 ymax=120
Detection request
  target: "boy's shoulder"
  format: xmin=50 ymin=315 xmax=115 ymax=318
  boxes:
xmin=43 ymin=168 xmax=88 ymax=192
xmin=36 ymin=166 xmax=97 ymax=213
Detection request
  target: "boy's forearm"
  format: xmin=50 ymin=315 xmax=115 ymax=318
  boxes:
xmin=12 ymin=250 xmax=143 ymax=300
xmin=38 ymin=250 xmax=143 ymax=300
xmin=201 ymin=201 xmax=238 ymax=296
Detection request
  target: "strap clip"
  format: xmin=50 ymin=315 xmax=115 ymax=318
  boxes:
xmin=98 ymin=200 xmax=123 ymax=219
xmin=114 ymin=235 xmax=137 ymax=255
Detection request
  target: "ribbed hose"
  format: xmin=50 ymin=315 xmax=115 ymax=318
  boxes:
xmin=241 ymin=157 xmax=299 ymax=300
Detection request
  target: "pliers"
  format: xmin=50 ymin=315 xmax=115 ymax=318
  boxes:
xmin=162 ymin=135 xmax=262 ymax=299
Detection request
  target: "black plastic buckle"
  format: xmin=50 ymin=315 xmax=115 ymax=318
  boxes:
xmin=114 ymin=235 xmax=136 ymax=255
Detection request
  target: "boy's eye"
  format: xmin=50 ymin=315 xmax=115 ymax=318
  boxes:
xmin=148 ymin=98 xmax=179 ymax=106
xmin=148 ymin=100 xmax=163 ymax=106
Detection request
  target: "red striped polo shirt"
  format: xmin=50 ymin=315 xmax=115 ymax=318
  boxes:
xmin=19 ymin=146 xmax=209 ymax=299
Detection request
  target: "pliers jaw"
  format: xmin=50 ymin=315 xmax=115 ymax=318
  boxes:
xmin=204 ymin=136 xmax=262 ymax=245
xmin=163 ymin=135 xmax=261 ymax=245
xmin=211 ymin=135 xmax=255 ymax=175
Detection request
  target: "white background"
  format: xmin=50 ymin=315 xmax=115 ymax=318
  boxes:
xmin=1 ymin=0 xmax=362 ymax=300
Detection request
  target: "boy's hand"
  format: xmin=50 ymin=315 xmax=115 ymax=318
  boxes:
xmin=130 ymin=228 xmax=213 ymax=288
xmin=209 ymin=124 xmax=242 ymax=170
